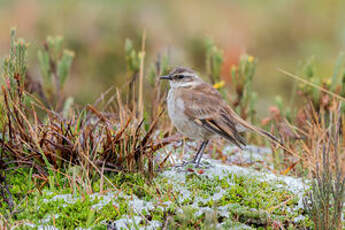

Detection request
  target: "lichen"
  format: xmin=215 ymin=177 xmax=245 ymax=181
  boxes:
xmin=3 ymin=146 xmax=314 ymax=229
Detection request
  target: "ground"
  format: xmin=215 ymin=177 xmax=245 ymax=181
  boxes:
xmin=2 ymin=144 xmax=315 ymax=229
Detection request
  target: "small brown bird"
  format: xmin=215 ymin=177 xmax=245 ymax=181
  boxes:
xmin=160 ymin=67 xmax=280 ymax=167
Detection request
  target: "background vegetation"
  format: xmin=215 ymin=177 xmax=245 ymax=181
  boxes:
xmin=0 ymin=0 xmax=345 ymax=229
xmin=1 ymin=0 xmax=345 ymax=116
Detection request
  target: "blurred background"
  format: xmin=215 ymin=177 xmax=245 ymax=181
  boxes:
xmin=0 ymin=0 xmax=345 ymax=116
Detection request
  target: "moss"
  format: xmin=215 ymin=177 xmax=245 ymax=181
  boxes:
xmin=13 ymin=189 xmax=131 ymax=229
xmin=155 ymin=167 xmax=312 ymax=229
xmin=170 ymin=206 xmax=199 ymax=229
xmin=2 ymin=164 xmax=314 ymax=229
xmin=222 ymin=219 xmax=255 ymax=230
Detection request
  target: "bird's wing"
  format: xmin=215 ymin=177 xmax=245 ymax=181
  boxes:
xmin=183 ymin=84 xmax=282 ymax=146
xmin=177 ymin=83 xmax=246 ymax=148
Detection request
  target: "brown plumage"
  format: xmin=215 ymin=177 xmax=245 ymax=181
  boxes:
xmin=176 ymin=82 xmax=246 ymax=148
xmin=160 ymin=67 xmax=281 ymax=166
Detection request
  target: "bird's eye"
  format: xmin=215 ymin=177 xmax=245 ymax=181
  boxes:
xmin=176 ymin=75 xmax=184 ymax=79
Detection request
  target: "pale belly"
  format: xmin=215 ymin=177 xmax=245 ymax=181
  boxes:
xmin=167 ymin=89 xmax=214 ymax=140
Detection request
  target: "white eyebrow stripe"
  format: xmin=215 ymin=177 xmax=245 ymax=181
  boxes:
xmin=179 ymin=81 xmax=199 ymax=87
xmin=173 ymin=72 xmax=195 ymax=77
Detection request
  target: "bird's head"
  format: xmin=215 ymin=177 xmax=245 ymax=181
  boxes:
xmin=160 ymin=67 xmax=203 ymax=88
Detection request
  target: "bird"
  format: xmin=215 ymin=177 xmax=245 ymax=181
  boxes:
xmin=160 ymin=66 xmax=281 ymax=167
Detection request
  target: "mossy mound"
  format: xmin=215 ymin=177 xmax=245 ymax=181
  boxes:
xmin=2 ymin=158 xmax=312 ymax=229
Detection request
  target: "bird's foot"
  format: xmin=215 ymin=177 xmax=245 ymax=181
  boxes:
xmin=184 ymin=160 xmax=198 ymax=167
xmin=174 ymin=159 xmax=202 ymax=168
xmin=173 ymin=160 xmax=193 ymax=168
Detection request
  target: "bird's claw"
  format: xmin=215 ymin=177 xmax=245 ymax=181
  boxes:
xmin=174 ymin=159 xmax=201 ymax=168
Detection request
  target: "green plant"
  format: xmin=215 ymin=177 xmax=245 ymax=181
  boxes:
xmin=303 ymin=105 xmax=345 ymax=230
xmin=2 ymin=28 xmax=29 ymax=102
xmin=147 ymin=53 xmax=170 ymax=122
xmin=124 ymin=38 xmax=142 ymax=116
xmin=231 ymin=54 xmax=257 ymax=124
xmin=205 ymin=39 xmax=223 ymax=85
xmin=37 ymin=36 xmax=74 ymax=111
xmin=297 ymin=53 xmax=345 ymax=112
xmin=204 ymin=40 xmax=258 ymax=124
xmin=0 ymin=28 xmax=31 ymax=216
xmin=262 ymin=53 xmax=345 ymax=176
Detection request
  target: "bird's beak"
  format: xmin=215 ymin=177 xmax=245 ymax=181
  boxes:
xmin=160 ymin=75 xmax=172 ymax=80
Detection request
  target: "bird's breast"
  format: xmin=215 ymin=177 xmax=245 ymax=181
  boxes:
xmin=167 ymin=89 xmax=212 ymax=140
xmin=167 ymin=89 xmax=186 ymax=121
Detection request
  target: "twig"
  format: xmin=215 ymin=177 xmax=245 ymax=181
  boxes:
xmin=277 ymin=68 xmax=345 ymax=102
xmin=138 ymin=29 xmax=146 ymax=121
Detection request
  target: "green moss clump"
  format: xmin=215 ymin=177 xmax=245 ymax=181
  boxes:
xmin=2 ymin=164 xmax=313 ymax=229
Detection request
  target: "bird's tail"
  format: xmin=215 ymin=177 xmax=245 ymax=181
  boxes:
xmin=231 ymin=111 xmax=283 ymax=146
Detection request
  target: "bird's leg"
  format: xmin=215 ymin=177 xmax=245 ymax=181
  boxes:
xmin=192 ymin=141 xmax=207 ymax=162
xmin=176 ymin=140 xmax=209 ymax=168
xmin=193 ymin=140 xmax=209 ymax=167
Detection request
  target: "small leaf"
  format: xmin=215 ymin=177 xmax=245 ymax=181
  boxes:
xmin=57 ymin=49 xmax=74 ymax=87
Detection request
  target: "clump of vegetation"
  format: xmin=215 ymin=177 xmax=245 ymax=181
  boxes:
xmin=0 ymin=29 xmax=174 ymax=227
xmin=37 ymin=36 xmax=75 ymax=110
xmin=297 ymin=54 xmax=345 ymax=111
xmin=267 ymin=57 xmax=345 ymax=229
xmin=205 ymin=39 xmax=223 ymax=86
xmin=124 ymin=38 xmax=142 ymax=114
xmin=1 ymin=28 xmax=29 ymax=108
xmin=205 ymin=40 xmax=258 ymax=128
xmin=230 ymin=54 xmax=258 ymax=124
xmin=303 ymin=105 xmax=345 ymax=230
